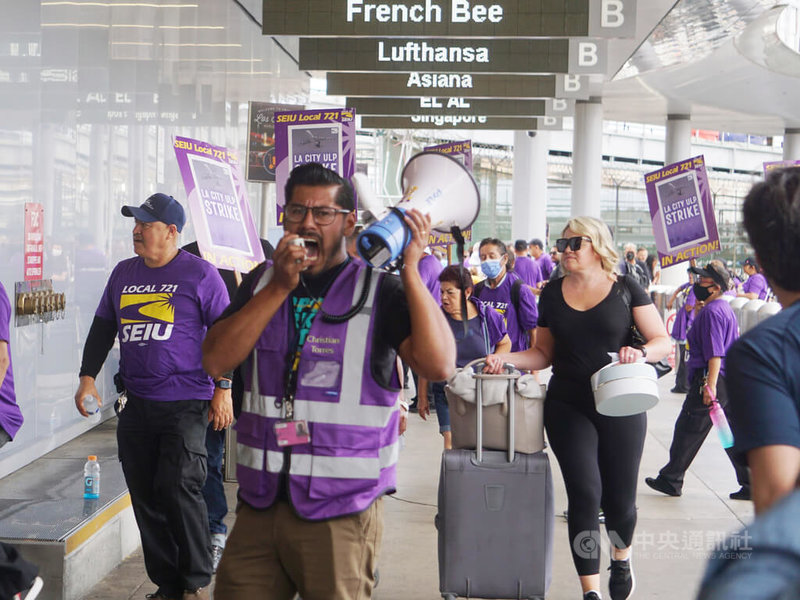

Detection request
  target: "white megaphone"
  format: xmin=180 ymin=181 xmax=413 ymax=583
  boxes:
xmin=353 ymin=152 xmax=480 ymax=269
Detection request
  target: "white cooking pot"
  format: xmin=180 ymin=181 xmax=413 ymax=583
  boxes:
xmin=591 ymin=360 xmax=659 ymax=417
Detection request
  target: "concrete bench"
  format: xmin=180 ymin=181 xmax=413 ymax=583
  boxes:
xmin=0 ymin=420 xmax=138 ymax=600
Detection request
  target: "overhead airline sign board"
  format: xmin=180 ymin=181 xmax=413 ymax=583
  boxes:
xmin=299 ymin=38 xmax=607 ymax=75
xmin=361 ymin=116 xmax=563 ymax=130
xmin=328 ymin=73 xmax=591 ymax=99
xmin=347 ymin=97 xmax=574 ymax=117
xmin=263 ymin=0 xmax=636 ymax=38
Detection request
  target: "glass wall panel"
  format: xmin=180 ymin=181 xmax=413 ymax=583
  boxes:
xmin=0 ymin=0 xmax=309 ymax=476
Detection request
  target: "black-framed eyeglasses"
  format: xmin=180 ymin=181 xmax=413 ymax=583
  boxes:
xmin=284 ymin=204 xmax=351 ymax=225
xmin=555 ymin=236 xmax=592 ymax=253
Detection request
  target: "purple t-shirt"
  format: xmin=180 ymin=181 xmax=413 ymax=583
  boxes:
xmin=686 ymin=297 xmax=738 ymax=380
xmin=95 ymin=250 xmax=229 ymax=401
xmin=445 ymin=297 xmax=507 ymax=368
xmin=0 ymin=283 xmax=22 ymax=439
xmin=474 ymin=273 xmax=538 ymax=352
xmin=513 ymin=255 xmax=542 ymax=288
xmin=742 ymin=273 xmax=768 ymax=300
xmin=419 ymin=253 xmax=443 ymax=306
xmin=536 ymin=253 xmax=554 ymax=280
xmin=671 ymin=284 xmax=697 ymax=341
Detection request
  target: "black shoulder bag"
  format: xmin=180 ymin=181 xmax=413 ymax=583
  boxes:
xmin=620 ymin=277 xmax=673 ymax=378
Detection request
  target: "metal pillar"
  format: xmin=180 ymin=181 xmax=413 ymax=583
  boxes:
xmin=784 ymin=128 xmax=800 ymax=160
xmin=571 ymin=97 xmax=603 ymax=218
xmin=665 ymin=114 xmax=692 ymax=165
xmin=659 ymin=114 xmax=695 ymax=286
xmin=511 ymin=130 xmax=549 ymax=243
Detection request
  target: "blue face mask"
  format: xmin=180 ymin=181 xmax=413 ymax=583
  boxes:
xmin=481 ymin=259 xmax=503 ymax=279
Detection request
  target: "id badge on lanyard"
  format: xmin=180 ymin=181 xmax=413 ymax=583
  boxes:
xmin=274 ymin=419 xmax=311 ymax=446
xmin=273 ymin=299 xmax=319 ymax=446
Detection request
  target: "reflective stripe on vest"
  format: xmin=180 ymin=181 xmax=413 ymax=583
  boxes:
xmin=241 ymin=265 xmax=397 ymax=428
xmin=238 ymin=262 xmax=400 ymax=482
xmin=236 ymin=435 xmax=401 ymax=479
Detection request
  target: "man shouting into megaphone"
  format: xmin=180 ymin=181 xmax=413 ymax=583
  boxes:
xmin=203 ymin=162 xmax=456 ymax=600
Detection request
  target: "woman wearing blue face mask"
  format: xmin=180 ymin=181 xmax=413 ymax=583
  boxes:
xmin=472 ymin=238 xmax=538 ymax=352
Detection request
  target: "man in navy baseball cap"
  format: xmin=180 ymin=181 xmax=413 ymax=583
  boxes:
xmin=121 ymin=193 xmax=186 ymax=233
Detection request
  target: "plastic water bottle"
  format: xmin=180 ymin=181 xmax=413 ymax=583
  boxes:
xmin=705 ymin=386 xmax=734 ymax=449
xmin=83 ymin=395 xmax=99 ymax=414
xmin=83 ymin=455 xmax=100 ymax=499
xmin=83 ymin=395 xmax=101 ymax=423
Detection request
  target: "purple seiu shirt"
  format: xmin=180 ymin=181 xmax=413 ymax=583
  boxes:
xmin=418 ymin=253 xmax=443 ymax=306
xmin=671 ymin=284 xmax=697 ymax=342
xmin=535 ymin=253 xmax=554 ymax=280
xmin=474 ymin=272 xmax=538 ymax=352
xmin=686 ymin=297 xmax=738 ymax=381
xmin=742 ymin=273 xmax=768 ymax=300
xmin=513 ymin=255 xmax=542 ymax=288
xmin=0 ymin=282 xmax=22 ymax=439
xmin=95 ymin=250 xmax=229 ymax=401
xmin=445 ymin=296 xmax=508 ymax=368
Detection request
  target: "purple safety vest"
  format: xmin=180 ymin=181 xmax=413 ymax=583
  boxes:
xmin=235 ymin=260 xmax=402 ymax=520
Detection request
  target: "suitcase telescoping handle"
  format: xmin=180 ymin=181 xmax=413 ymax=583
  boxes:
xmin=467 ymin=359 xmax=519 ymax=464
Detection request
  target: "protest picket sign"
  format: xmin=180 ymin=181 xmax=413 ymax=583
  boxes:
xmin=174 ymin=136 xmax=264 ymax=273
xmin=274 ymin=108 xmax=357 ymax=224
xmin=644 ymin=155 xmax=721 ymax=268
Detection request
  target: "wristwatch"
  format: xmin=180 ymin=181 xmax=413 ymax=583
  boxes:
xmin=214 ymin=378 xmax=232 ymax=390
xmin=636 ymin=345 xmax=648 ymax=359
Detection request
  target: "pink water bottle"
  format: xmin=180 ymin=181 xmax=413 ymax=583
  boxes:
xmin=705 ymin=385 xmax=734 ymax=448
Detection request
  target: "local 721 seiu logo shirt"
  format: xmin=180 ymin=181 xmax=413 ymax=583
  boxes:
xmin=95 ymin=250 xmax=229 ymax=401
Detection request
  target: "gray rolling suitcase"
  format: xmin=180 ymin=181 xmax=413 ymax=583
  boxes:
xmin=437 ymin=363 xmax=554 ymax=600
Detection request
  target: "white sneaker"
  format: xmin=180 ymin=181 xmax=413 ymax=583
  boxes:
xmin=14 ymin=576 xmax=44 ymax=600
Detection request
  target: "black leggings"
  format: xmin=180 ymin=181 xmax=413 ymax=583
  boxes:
xmin=544 ymin=380 xmax=647 ymax=576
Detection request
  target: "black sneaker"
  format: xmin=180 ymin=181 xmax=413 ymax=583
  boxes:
xmin=584 ymin=592 xmax=602 ymax=600
xmin=645 ymin=476 xmax=681 ymax=497
xmin=729 ymin=487 xmax=751 ymax=501
xmin=608 ymin=557 xmax=635 ymax=600
xmin=146 ymin=592 xmax=178 ymax=600
xmin=670 ymin=386 xmax=688 ymax=394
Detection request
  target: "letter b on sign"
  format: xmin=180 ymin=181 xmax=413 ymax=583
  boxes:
xmin=588 ymin=0 xmax=636 ymax=38
xmin=568 ymin=39 xmax=607 ymax=74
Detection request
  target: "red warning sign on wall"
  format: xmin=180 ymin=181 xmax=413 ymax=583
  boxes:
xmin=24 ymin=203 xmax=44 ymax=281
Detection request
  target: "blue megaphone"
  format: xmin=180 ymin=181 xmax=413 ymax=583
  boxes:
xmin=352 ymin=152 xmax=480 ymax=269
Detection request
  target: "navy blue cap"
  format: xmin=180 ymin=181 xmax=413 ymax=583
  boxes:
xmin=122 ymin=193 xmax=186 ymax=232
xmin=741 ymin=256 xmax=758 ymax=268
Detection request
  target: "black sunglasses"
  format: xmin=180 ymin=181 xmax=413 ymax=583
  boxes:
xmin=555 ymin=236 xmax=592 ymax=253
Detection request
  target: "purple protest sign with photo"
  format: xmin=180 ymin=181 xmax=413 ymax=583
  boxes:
xmin=645 ymin=155 xmax=720 ymax=268
xmin=246 ymin=101 xmax=304 ymax=182
xmin=274 ymin=108 xmax=356 ymax=224
xmin=763 ymin=159 xmax=800 ymax=177
xmin=423 ymin=140 xmax=474 ymax=247
xmin=173 ymin=136 xmax=264 ymax=273
xmin=424 ymin=140 xmax=473 ymax=171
